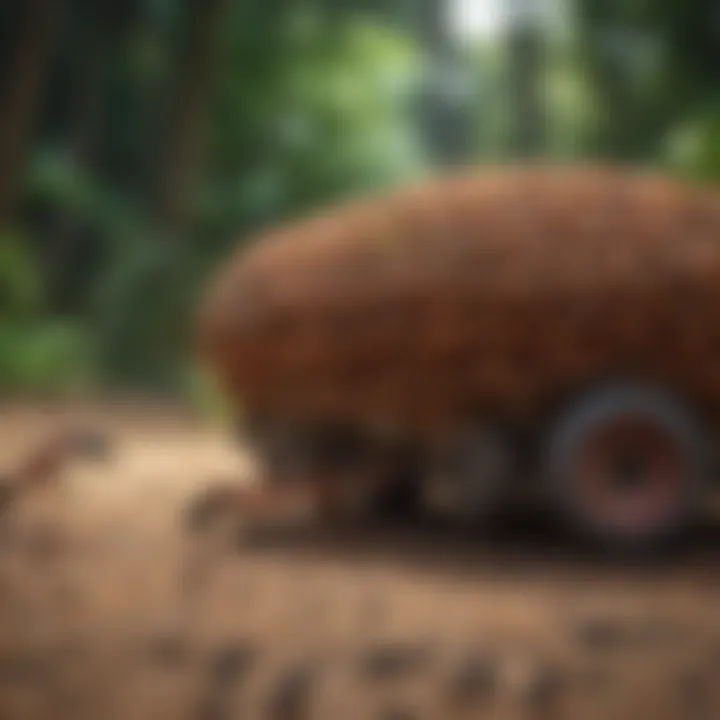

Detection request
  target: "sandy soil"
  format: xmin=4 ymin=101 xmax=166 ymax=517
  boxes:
xmin=0 ymin=402 xmax=718 ymax=720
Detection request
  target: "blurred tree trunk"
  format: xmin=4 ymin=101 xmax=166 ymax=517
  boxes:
xmin=506 ymin=0 xmax=544 ymax=158
xmin=47 ymin=0 xmax=120 ymax=310
xmin=63 ymin=10 xmax=112 ymax=173
xmin=414 ymin=0 xmax=473 ymax=167
xmin=156 ymin=0 xmax=228 ymax=242
xmin=0 ymin=0 xmax=65 ymax=226
xmin=152 ymin=0 xmax=228 ymax=382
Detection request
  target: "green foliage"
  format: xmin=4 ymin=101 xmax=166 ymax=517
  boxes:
xmin=3 ymin=0 xmax=720 ymax=399
xmin=276 ymin=16 xmax=425 ymax=185
xmin=572 ymin=0 xmax=720 ymax=161
xmin=0 ymin=317 xmax=96 ymax=396
xmin=663 ymin=106 xmax=720 ymax=180
xmin=24 ymin=141 xmax=151 ymax=258
xmin=542 ymin=42 xmax=602 ymax=158
xmin=89 ymin=233 xmax=179 ymax=384
xmin=0 ymin=230 xmax=96 ymax=395
xmin=0 ymin=231 xmax=43 ymax=316
xmin=199 ymin=8 xmax=426 ymax=245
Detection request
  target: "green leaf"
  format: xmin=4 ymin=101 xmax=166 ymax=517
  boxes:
xmin=0 ymin=231 xmax=44 ymax=315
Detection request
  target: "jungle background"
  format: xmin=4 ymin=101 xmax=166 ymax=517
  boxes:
xmin=1 ymin=0 xmax=719 ymax=407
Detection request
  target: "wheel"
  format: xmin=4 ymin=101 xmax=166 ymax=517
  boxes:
xmin=544 ymin=383 xmax=709 ymax=551
xmin=235 ymin=416 xmax=420 ymax=524
xmin=421 ymin=426 xmax=512 ymax=524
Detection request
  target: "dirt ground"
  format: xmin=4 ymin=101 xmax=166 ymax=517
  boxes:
xmin=0 ymin=402 xmax=719 ymax=720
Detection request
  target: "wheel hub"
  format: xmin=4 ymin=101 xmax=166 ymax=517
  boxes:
xmin=576 ymin=416 xmax=686 ymax=534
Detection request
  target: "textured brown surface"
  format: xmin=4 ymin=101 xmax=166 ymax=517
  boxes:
xmin=0 ymin=405 xmax=720 ymax=720
xmin=198 ymin=165 xmax=720 ymax=434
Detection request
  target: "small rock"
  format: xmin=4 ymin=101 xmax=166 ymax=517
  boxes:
xmin=265 ymin=661 xmax=315 ymax=720
xmin=193 ymin=644 xmax=255 ymax=720
xmin=357 ymin=641 xmax=434 ymax=681
xmin=572 ymin=612 xmax=686 ymax=653
xmin=195 ymin=692 xmax=230 ymax=720
xmin=69 ymin=428 xmax=113 ymax=461
xmin=572 ymin=614 xmax=629 ymax=651
xmin=505 ymin=655 xmax=564 ymax=719
xmin=444 ymin=649 xmax=497 ymax=708
xmin=676 ymin=667 xmax=712 ymax=718
xmin=377 ymin=705 xmax=418 ymax=720
xmin=207 ymin=641 xmax=256 ymax=687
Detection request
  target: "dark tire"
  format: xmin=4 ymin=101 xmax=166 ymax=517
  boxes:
xmin=544 ymin=384 xmax=709 ymax=552
xmin=370 ymin=472 xmax=421 ymax=521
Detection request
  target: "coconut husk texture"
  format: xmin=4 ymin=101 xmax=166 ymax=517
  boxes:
xmin=197 ymin=165 xmax=720 ymax=437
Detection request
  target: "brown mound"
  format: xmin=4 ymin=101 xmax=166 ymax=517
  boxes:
xmin=197 ymin=164 xmax=720 ymax=435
